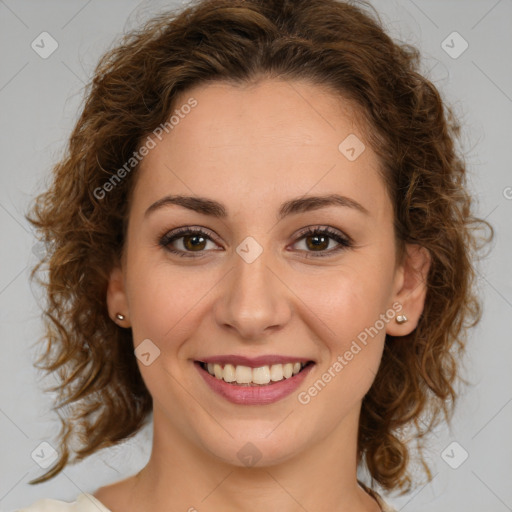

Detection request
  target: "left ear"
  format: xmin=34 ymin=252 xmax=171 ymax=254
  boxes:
xmin=386 ymin=244 xmax=431 ymax=336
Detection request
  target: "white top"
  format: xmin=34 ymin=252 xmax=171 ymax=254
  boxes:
xmin=16 ymin=493 xmax=111 ymax=512
xmin=17 ymin=489 xmax=397 ymax=512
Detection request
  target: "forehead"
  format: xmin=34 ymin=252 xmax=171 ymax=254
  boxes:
xmin=132 ymin=78 xmax=390 ymax=221
xmin=164 ymin=78 xmax=368 ymax=158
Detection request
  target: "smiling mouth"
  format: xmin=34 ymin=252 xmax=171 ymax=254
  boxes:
xmin=196 ymin=361 xmax=315 ymax=386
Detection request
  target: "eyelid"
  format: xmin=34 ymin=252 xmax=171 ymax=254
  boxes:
xmin=293 ymin=225 xmax=353 ymax=244
xmin=289 ymin=225 xmax=353 ymax=258
xmin=159 ymin=225 xmax=222 ymax=245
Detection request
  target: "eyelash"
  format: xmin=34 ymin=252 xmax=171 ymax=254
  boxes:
xmin=158 ymin=226 xmax=353 ymax=259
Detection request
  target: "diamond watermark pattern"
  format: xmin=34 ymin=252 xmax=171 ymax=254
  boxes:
xmin=236 ymin=236 xmax=263 ymax=264
xmin=441 ymin=441 xmax=469 ymax=469
xmin=237 ymin=442 xmax=262 ymax=467
xmin=31 ymin=441 xmax=58 ymax=469
xmin=31 ymin=32 xmax=59 ymax=59
xmin=338 ymin=134 xmax=366 ymax=161
xmin=134 ymin=338 xmax=161 ymax=366
xmin=441 ymin=31 xmax=468 ymax=59
xmin=32 ymin=241 xmax=46 ymax=259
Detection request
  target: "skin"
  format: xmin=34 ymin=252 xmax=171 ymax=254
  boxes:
xmin=98 ymin=78 xmax=430 ymax=512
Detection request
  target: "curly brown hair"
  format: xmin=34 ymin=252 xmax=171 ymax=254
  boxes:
xmin=27 ymin=0 xmax=493 ymax=493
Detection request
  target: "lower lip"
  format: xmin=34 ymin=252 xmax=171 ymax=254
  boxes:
xmin=194 ymin=362 xmax=315 ymax=405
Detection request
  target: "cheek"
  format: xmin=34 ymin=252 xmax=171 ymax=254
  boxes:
xmin=125 ymin=256 xmax=220 ymax=348
xmin=295 ymin=270 xmax=391 ymax=411
xmin=294 ymin=261 xmax=395 ymax=404
xmin=298 ymin=264 xmax=393 ymax=345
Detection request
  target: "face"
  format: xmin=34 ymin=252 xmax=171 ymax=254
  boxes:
xmin=107 ymin=78 xmax=428 ymax=467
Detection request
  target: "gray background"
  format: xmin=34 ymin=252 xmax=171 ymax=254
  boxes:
xmin=1 ymin=0 xmax=511 ymax=510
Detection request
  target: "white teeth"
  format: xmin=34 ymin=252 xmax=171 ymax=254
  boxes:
xmin=253 ymin=366 xmax=271 ymax=384
xmin=235 ymin=365 xmax=252 ymax=384
xmin=213 ymin=363 xmax=223 ymax=379
xmin=203 ymin=361 xmax=309 ymax=385
xmin=283 ymin=363 xmax=293 ymax=379
xmin=223 ymin=364 xmax=236 ymax=383
xmin=270 ymin=364 xmax=284 ymax=382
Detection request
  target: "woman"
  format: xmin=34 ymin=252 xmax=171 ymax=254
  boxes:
xmin=20 ymin=0 xmax=492 ymax=510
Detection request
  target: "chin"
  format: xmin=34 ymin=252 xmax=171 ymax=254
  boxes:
xmin=194 ymin=423 xmax=309 ymax=469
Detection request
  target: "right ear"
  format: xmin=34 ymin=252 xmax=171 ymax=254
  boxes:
xmin=106 ymin=266 xmax=131 ymax=327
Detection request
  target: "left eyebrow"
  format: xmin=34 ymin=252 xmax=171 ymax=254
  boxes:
xmin=277 ymin=193 xmax=369 ymax=219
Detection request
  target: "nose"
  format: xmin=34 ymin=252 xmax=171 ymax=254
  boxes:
xmin=213 ymin=245 xmax=292 ymax=341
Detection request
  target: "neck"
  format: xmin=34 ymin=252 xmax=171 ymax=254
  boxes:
xmin=117 ymin=404 xmax=379 ymax=512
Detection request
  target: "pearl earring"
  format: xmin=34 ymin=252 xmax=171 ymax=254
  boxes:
xmin=115 ymin=313 xmax=125 ymax=321
xmin=396 ymin=314 xmax=408 ymax=324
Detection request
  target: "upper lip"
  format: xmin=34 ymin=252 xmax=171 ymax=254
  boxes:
xmin=196 ymin=355 xmax=314 ymax=368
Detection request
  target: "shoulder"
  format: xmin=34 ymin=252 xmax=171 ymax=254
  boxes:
xmin=16 ymin=494 xmax=111 ymax=512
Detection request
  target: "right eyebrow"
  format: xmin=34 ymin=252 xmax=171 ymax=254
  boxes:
xmin=145 ymin=195 xmax=227 ymax=218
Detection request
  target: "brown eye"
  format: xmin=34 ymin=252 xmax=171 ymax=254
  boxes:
xmin=159 ymin=227 xmax=220 ymax=257
xmin=292 ymin=226 xmax=352 ymax=258
xmin=304 ymin=233 xmax=330 ymax=251
xmin=182 ymin=234 xmax=208 ymax=251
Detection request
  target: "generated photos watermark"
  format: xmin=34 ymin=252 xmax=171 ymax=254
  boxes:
xmin=297 ymin=301 xmax=403 ymax=405
xmin=93 ymin=97 xmax=198 ymax=200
